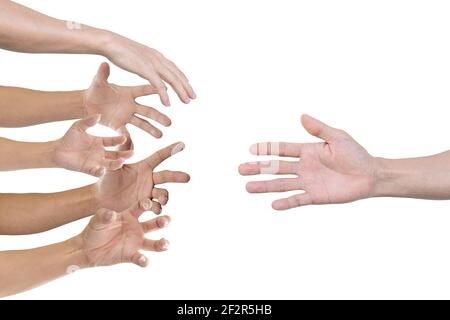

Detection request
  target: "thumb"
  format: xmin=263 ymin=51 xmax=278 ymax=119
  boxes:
xmin=95 ymin=62 xmax=110 ymax=83
xmin=89 ymin=208 xmax=118 ymax=229
xmin=301 ymin=114 xmax=340 ymax=142
xmin=75 ymin=114 xmax=101 ymax=131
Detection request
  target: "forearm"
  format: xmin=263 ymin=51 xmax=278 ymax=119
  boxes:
xmin=0 ymin=87 xmax=85 ymax=127
xmin=0 ymin=137 xmax=58 ymax=170
xmin=0 ymin=236 xmax=87 ymax=298
xmin=372 ymin=151 xmax=450 ymax=200
xmin=0 ymin=0 xmax=111 ymax=54
xmin=0 ymin=184 xmax=98 ymax=235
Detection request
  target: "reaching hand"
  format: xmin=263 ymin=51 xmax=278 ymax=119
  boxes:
xmin=79 ymin=202 xmax=171 ymax=268
xmin=239 ymin=115 xmax=376 ymax=210
xmin=53 ymin=115 xmax=133 ymax=177
xmin=104 ymin=35 xmax=196 ymax=106
xmin=85 ymin=63 xmax=172 ymax=138
xmin=96 ymin=142 xmax=190 ymax=214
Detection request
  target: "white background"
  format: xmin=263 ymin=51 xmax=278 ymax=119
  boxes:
xmin=0 ymin=0 xmax=449 ymax=300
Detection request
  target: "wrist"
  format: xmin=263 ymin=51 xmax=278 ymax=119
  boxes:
xmin=371 ymin=157 xmax=401 ymax=198
xmin=95 ymin=31 xmax=122 ymax=58
xmin=32 ymin=140 xmax=59 ymax=169
xmin=64 ymin=236 xmax=91 ymax=271
xmin=74 ymin=26 xmax=116 ymax=56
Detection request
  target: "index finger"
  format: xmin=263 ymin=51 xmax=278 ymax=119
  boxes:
xmin=144 ymin=142 xmax=185 ymax=168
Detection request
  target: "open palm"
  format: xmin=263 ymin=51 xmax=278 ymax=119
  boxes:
xmin=239 ymin=115 xmax=376 ymax=210
xmin=54 ymin=115 xmax=132 ymax=177
xmin=96 ymin=142 xmax=190 ymax=214
xmin=85 ymin=62 xmax=172 ymax=138
xmin=80 ymin=203 xmax=171 ymax=268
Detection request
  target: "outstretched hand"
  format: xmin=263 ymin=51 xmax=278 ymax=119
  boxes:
xmin=96 ymin=142 xmax=190 ymax=214
xmin=85 ymin=62 xmax=172 ymax=138
xmin=239 ymin=115 xmax=376 ymax=210
xmin=53 ymin=115 xmax=133 ymax=177
xmin=104 ymin=35 xmax=196 ymax=107
xmin=79 ymin=202 xmax=171 ymax=268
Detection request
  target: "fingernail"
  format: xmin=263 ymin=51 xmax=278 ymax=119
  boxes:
xmin=171 ymin=142 xmax=185 ymax=156
xmin=162 ymin=239 xmax=170 ymax=250
xmin=162 ymin=218 xmax=171 ymax=227
xmin=138 ymin=255 xmax=147 ymax=265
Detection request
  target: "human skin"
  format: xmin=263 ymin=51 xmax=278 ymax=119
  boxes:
xmin=239 ymin=115 xmax=450 ymax=210
xmin=0 ymin=115 xmax=132 ymax=176
xmin=0 ymin=202 xmax=171 ymax=298
xmin=0 ymin=142 xmax=189 ymax=235
xmin=0 ymin=0 xmax=196 ymax=106
xmin=0 ymin=63 xmax=172 ymax=138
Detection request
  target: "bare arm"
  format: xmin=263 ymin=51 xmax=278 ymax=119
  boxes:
xmin=373 ymin=151 xmax=450 ymax=200
xmin=0 ymin=87 xmax=85 ymax=127
xmin=0 ymin=185 xmax=98 ymax=235
xmin=0 ymin=237 xmax=87 ymax=297
xmin=0 ymin=0 xmax=196 ymax=106
xmin=239 ymin=115 xmax=450 ymax=210
xmin=0 ymin=142 xmax=189 ymax=234
xmin=0 ymin=0 xmax=107 ymax=54
xmin=0 ymin=116 xmax=132 ymax=176
xmin=0 ymin=205 xmax=171 ymax=298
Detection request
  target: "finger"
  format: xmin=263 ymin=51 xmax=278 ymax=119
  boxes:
xmin=75 ymin=114 xmax=101 ymax=131
xmin=137 ymin=198 xmax=161 ymax=215
xmin=153 ymin=171 xmax=191 ymax=185
xmin=102 ymin=158 xmax=124 ymax=171
xmin=157 ymin=64 xmax=190 ymax=104
xmin=137 ymin=198 xmax=153 ymax=213
xmin=144 ymin=142 xmax=185 ymax=168
xmin=151 ymin=201 xmax=163 ymax=215
xmin=89 ymin=208 xmax=118 ymax=229
xmin=143 ymin=70 xmax=170 ymax=106
xmin=246 ymin=178 xmax=304 ymax=193
xmin=130 ymin=116 xmax=163 ymax=138
xmin=163 ymin=59 xmax=196 ymax=99
xmin=102 ymin=136 xmax=126 ymax=147
xmin=272 ymin=193 xmax=313 ymax=210
xmin=135 ymin=104 xmax=172 ymax=127
xmin=301 ymin=114 xmax=341 ymax=142
xmin=105 ymin=150 xmax=133 ymax=160
xmin=141 ymin=215 xmax=171 ymax=233
xmin=131 ymin=85 xmax=158 ymax=98
xmin=249 ymin=142 xmax=303 ymax=158
xmin=152 ymin=188 xmax=169 ymax=205
xmin=88 ymin=166 xmax=106 ymax=177
xmin=238 ymin=160 xmax=298 ymax=176
xmin=116 ymin=126 xmax=134 ymax=152
xmin=94 ymin=62 xmax=110 ymax=83
xmin=130 ymin=252 xmax=149 ymax=268
xmin=142 ymin=238 xmax=170 ymax=252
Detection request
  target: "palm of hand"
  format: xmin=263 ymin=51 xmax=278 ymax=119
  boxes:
xmin=85 ymin=80 xmax=135 ymax=130
xmin=97 ymin=162 xmax=153 ymax=212
xmin=55 ymin=125 xmax=106 ymax=176
xmin=297 ymin=139 xmax=375 ymax=205
xmin=240 ymin=115 xmax=376 ymax=210
xmin=82 ymin=210 xmax=144 ymax=267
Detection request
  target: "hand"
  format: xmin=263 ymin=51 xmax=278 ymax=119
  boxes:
xmin=84 ymin=62 xmax=172 ymax=138
xmin=239 ymin=115 xmax=376 ymax=210
xmin=53 ymin=115 xmax=133 ymax=177
xmin=96 ymin=142 xmax=190 ymax=214
xmin=78 ymin=203 xmax=171 ymax=268
xmin=103 ymin=35 xmax=196 ymax=106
